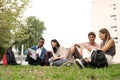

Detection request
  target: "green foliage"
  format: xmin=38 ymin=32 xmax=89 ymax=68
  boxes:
xmin=24 ymin=16 xmax=46 ymax=49
xmin=13 ymin=16 xmax=46 ymax=51
xmin=0 ymin=0 xmax=45 ymax=56
xmin=0 ymin=46 xmax=6 ymax=60
xmin=0 ymin=0 xmax=30 ymax=56
xmin=13 ymin=24 xmax=29 ymax=52
xmin=0 ymin=64 xmax=120 ymax=80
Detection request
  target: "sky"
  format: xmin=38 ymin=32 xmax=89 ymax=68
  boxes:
xmin=24 ymin=0 xmax=93 ymax=50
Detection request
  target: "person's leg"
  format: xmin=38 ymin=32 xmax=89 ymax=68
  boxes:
xmin=75 ymin=57 xmax=91 ymax=68
xmin=26 ymin=55 xmax=37 ymax=65
xmin=69 ymin=45 xmax=75 ymax=54
xmin=48 ymin=58 xmax=54 ymax=66
xmin=66 ymin=46 xmax=82 ymax=61
xmin=35 ymin=57 xmax=46 ymax=66
xmin=65 ymin=49 xmax=73 ymax=61
xmin=52 ymin=59 xmax=67 ymax=66
xmin=73 ymin=47 xmax=82 ymax=59
xmin=45 ymin=52 xmax=53 ymax=66
xmin=105 ymin=54 xmax=113 ymax=64
xmin=75 ymin=59 xmax=85 ymax=68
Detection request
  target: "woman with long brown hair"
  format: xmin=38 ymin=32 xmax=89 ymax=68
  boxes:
xmin=99 ymin=28 xmax=116 ymax=64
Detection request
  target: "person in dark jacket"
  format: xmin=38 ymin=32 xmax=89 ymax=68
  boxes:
xmin=25 ymin=38 xmax=47 ymax=66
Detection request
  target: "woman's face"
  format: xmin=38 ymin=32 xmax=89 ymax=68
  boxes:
xmin=99 ymin=32 xmax=106 ymax=40
xmin=51 ymin=41 xmax=57 ymax=48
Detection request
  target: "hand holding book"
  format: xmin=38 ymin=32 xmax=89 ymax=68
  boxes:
xmin=28 ymin=48 xmax=37 ymax=60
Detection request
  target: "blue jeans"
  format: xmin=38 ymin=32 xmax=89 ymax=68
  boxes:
xmin=49 ymin=58 xmax=67 ymax=66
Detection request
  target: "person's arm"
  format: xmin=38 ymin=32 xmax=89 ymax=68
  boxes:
xmin=51 ymin=55 xmax=60 ymax=61
xmin=39 ymin=47 xmax=47 ymax=60
xmin=100 ymin=39 xmax=114 ymax=52
xmin=24 ymin=46 xmax=36 ymax=55
xmin=53 ymin=46 xmax=66 ymax=60
xmin=59 ymin=46 xmax=66 ymax=59
xmin=75 ymin=46 xmax=83 ymax=55
xmin=52 ymin=52 xmax=57 ymax=58
xmin=50 ymin=51 xmax=59 ymax=61
xmin=85 ymin=42 xmax=99 ymax=51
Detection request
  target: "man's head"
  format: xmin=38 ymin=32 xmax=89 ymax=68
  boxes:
xmin=38 ymin=37 xmax=45 ymax=47
xmin=88 ymin=32 xmax=96 ymax=43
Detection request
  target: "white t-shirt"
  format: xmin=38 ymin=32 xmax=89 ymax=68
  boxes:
xmin=36 ymin=47 xmax=43 ymax=57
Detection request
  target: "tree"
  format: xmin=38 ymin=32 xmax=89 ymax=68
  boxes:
xmin=0 ymin=0 xmax=30 ymax=59
xmin=13 ymin=24 xmax=29 ymax=52
xmin=24 ymin=16 xmax=46 ymax=49
xmin=12 ymin=16 xmax=46 ymax=52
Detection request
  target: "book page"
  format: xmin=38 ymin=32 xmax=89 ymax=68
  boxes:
xmin=28 ymin=48 xmax=37 ymax=60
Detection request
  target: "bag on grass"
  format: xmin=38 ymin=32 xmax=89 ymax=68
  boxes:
xmin=6 ymin=49 xmax=17 ymax=65
xmin=90 ymin=50 xmax=108 ymax=68
xmin=2 ymin=49 xmax=17 ymax=65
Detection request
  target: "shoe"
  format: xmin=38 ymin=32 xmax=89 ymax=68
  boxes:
xmin=62 ymin=61 xmax=73 ymax=66
xmin=50 ymin=62 xmax=53 ymax=66
xmin=75 ymin=59 xmax=85 ymax=69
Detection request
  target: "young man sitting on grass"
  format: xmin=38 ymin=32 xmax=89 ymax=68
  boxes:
xmin=25 ymin=38 xmax=47 ymax=66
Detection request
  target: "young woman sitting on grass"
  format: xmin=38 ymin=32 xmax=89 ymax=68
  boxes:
xmin=98 ymin=28 xmax=116 ymax=64
xmin=48 ymin=39 xmax=68 ymax=66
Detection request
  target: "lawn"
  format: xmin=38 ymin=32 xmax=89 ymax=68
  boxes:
xmin=0 ymin=64 xmax=120 ymax=80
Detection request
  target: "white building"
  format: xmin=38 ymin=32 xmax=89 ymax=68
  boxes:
xmin=91 ymin=0 xmax=120 ymax=63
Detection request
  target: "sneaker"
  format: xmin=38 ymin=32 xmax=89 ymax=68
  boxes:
xmin=75 ymin=59 xmax=85 ymax=69
xmin=50 ymin=62 xmax=53 ymax=66
xmin=62 ymin=61 xmax=73 ymax=66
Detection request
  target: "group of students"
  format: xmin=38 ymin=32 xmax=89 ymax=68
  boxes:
xmin=25 ymin=28 xmax=116 ymax=68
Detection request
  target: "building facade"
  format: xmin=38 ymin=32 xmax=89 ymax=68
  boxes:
xmin=91 ymin=0 xmax=120 ymax=63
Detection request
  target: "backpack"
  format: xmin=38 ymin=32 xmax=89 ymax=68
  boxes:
xmin=90 ymin=50 xmax=108 ymax=68
xmin=2 ymin=49 xmax=17 ymax=65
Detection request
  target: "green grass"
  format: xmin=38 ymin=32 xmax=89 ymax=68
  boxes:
xmin=0 ymin=64 xmax=120 ymax=80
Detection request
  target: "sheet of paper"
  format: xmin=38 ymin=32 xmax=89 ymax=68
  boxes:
xmin=28 ymin=48 xmax=36 ymax=60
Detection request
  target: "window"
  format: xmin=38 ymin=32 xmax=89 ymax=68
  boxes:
xmin=111 ymin=26 xmax=117 ymax=28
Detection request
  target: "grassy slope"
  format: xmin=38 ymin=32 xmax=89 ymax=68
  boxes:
xmin=0 ymin=64 xmax=120 ymax=80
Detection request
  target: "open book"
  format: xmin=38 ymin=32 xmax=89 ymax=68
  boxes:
xmin=28 ymin=48 xmax=37 ymax=60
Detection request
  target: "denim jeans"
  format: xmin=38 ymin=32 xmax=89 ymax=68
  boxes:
xmin=49 ymin=58 xmax=67 ymax=66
